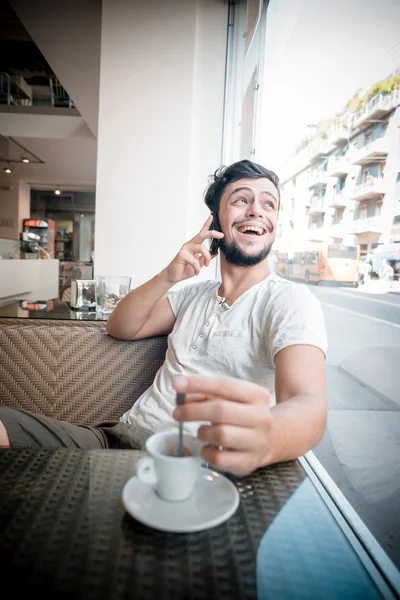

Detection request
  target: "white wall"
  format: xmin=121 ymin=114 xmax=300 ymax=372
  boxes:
xmin=94 ymin=0 xmax=227 ymax=288
xmin=18 ymin=181 xmax=30 ymax=229
xmin=186 ymin=0 xmax=229 ymax=279
xmin=0 ymin=106 xmax=93 ymax=139
xmin=0 ymin=178 xmax=31 ymax=240
xmin=0 ymin=259 xmax=59 ymax=301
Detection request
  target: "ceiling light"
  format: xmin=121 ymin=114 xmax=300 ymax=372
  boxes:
xmin=22 ymin=157 xmax=30 ymax=163
xmin=54 ymin=189 xmax=61 ymax=195
xmin=4 ymin=167 xmax=11 ymax=174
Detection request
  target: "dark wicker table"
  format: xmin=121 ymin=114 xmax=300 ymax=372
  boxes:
xmin=0 ymin=450 xmax=389 ymax=599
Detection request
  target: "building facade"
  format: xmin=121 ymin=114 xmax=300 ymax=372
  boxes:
xmin=277 ymin=84 xmax=400 ymax=262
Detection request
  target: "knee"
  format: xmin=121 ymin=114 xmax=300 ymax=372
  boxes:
xmin=0 ymin=419 xmax=11 ymax=448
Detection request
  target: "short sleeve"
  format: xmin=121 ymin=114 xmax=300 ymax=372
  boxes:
xmin=167 ymin=281 xmax=210 ymax=318
xmin=267 ymin=285 xmax=327 ymax=361
xmin=167 ymin=286 xmax=189 ymax=318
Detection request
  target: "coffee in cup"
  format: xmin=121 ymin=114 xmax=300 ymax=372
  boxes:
xmin=166 ymin=443 xmax=192 ymax=457
xmin=136 ymin=431 xmax=205 ymax=502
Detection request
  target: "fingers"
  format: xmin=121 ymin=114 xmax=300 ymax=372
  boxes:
xmin=201 ymin=446 xmax=258 ymax=477
xmin=194 ymin=243 xmax=212 ymax=267
xmin=181 ymin=242 xmax=212 ymax=266
xmin=180 ymin=392 xmax=208 ymax=402
xmin=173 ymin=375 xmax=270 ymax=405
xmin=179 ymin=250 xmax=202 ymax=275
xmin=199 ymin=214 xmax=214 ymax=233
xmin=195 ymin=215 xmax=224 ymax=243
xmin=200 ymin=230 xmax=225 ymax=241
xmin=197 ymin=424 xmax=256 ymax=450
xmin=173 ymin=398 xmax=268 ymax=428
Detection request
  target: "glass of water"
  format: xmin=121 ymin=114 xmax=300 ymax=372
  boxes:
xmin=95 ymin=275 xmax=131 ymax=314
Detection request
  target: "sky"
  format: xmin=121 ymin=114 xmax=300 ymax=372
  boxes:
xmin=260 ymin=0 xmax=400 ymax=173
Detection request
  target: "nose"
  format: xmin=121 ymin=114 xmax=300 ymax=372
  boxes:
xmin=246 ymin=200 xmax=265 ymax=219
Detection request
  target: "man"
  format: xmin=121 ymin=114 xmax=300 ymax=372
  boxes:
xmin=0 ymin=160 xmax=327 ymax=477
xmin=379 ymin=259 xmax=394 ymax=282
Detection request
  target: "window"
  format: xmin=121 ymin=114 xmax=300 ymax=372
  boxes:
xmin=360 ymin=204 xmax=367 ymax=220
xmin=333 ymin=207 xmax=344 ymax=224
xmin=263 ymin=0 xmax=400 ymax=569
xmin=367 ymin=201 xmax=376 ymax=217
xmin=337 ymin=176 xmax=346 ymax=192
xmin=327 ymin=244 xmax=358 ymax=259
xmin=245 ymin=0 xmax=262 ymax=54
xmin=240 ymin=69 xmax=257 ymax=159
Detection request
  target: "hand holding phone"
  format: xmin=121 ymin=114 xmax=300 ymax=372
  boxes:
xmin=163 ymin=215 xmax=223 ymax=284
xmin=209 ymin=212 xmax=221 ymax=256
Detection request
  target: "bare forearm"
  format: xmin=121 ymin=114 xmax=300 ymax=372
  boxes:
xmin=263 ymin=394 xmax=327 ymax=466
xmin=106 ymin=270 xmax=172 ymax=339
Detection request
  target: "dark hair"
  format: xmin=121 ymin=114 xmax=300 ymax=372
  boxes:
xmin=204 ymin=159 xmax=280 ymax=213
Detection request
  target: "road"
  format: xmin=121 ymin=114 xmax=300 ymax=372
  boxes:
xmin=305 ymin=282 xmax=400 ymax=569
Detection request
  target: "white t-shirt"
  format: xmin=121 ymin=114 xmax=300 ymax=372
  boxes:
xmin=121 ymin=273 xmax=327 ymax=435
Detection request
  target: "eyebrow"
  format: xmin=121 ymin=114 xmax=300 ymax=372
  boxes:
xmin=229 ymin=186 xmax=279 ymax=205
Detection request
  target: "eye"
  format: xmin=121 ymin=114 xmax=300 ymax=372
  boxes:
xmin=264 ymin=200 xmax=276 ymax=209
xmin=234 ymin=197 xmax=247 ymax=204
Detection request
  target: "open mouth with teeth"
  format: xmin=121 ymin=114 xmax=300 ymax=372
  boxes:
xmin=235 ymin=225 xmax=267 ymax=237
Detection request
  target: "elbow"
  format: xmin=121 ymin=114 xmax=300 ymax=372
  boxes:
xmin=105 ymin=320 xmax=117 ymax=338
xmin=105 ymin=318 xmax=137 ymax=341
xmin=105 ymin=317 xmax=121 ymax=339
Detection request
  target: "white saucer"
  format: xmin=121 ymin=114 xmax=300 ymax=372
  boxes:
xmin=122 ymin=467 xmax=240 ymax=533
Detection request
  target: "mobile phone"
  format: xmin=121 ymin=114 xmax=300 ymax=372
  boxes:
xmin=209 ymin=212 xmax=221 ymax=256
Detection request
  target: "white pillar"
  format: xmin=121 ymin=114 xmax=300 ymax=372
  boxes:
xmin=94 ymin=0 xmax=227 ymax=288
xmin=0 ymin=171 xmax=30 ymax=241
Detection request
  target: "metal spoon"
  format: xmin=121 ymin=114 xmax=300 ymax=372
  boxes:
xmin=175 ymin=392 xmax=185 ymax=457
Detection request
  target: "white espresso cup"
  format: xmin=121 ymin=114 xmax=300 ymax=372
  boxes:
xmin=136 ymin=430 xmax=205 ymax=502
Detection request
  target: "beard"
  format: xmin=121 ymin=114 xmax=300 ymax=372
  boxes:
xmin=219 ymin=237 xmax=273 ymax=267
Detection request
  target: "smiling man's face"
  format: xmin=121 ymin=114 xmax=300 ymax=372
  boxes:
xmin=217 ymin=177 xmax=279 ymax=267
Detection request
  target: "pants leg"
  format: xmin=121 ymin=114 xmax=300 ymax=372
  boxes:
xmin=0 ymin=407 xmax=109 ymax=450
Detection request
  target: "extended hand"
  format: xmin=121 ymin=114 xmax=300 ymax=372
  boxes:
xmin=172 ymin=375 xmax=273 ymax=476
xmin=163 ymin=215 xmax=224 ymax=284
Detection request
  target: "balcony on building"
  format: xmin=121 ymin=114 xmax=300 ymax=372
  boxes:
xmin=350 ymin=216 xmax=383 ymax=235
xmin=351 ymin=177 xmax=385 ymax=201
xmin=306 ymin=135 xmax=336 ymax=163
xmin=307 ymin=170 xmax=328 ymax=189
xmin=391 ymin=215 xmax=400 ymax=243
xmin=327 ymin=124 xmax=349 ymax=147
xmin=327 ymin=156 xmax=349 ymax=177
xmin=329 ymin=223 xmax=346 ymax=239
xmin=309 ymin=195 xmax=327 ymax=214
xmin=306 ymin=223 xmax=325 ymax=242
xmin=352 ymin=90 xmax=400 ymax=131
xmin=352 ymin=137 xmax=388 ymax=166
xmin=328 ymin=190 xmax=348 ymax=208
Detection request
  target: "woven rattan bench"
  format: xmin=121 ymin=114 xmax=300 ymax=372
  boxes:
xmin=0 ymin=318 xmax=167 ymax=425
